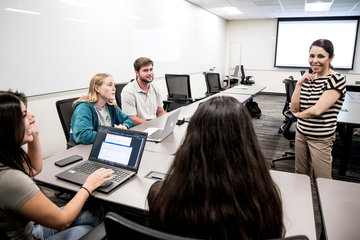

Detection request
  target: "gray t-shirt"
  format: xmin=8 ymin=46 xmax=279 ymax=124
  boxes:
xmin=121 ymin=80 xmax=163 ymax=120
xmin=0 ymin=166 xmax=39 ymax=240
xmin=94 ymin=104 xmax=111 ymax=127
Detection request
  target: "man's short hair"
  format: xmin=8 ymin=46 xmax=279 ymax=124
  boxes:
xmin=133 ymin=57 xmax=153 ymax=72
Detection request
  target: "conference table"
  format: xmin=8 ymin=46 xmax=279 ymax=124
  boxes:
xmin=317 ymin=178 xmax=360 ymax=240
xmin=336 ymin=91 xmax=360 ymax=176
xmin=34 ymin=84 xmax=316 ymax=239
xmin=35 ymin=144 xmax=316 ymax=239
xmin=133 ymin=84 xmax=266 ymax=155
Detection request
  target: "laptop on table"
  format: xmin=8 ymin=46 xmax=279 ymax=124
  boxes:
xmin=145 ymin=110 xmax=180 ymax=142
xmin=56 ymin=126 xmax=147 ymax=193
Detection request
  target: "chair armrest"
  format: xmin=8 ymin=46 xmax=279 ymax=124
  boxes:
xmin=66 ymin=140 xmax=77 ymax=149
xmin=163 ymin=100 xmax=173 ymax=112
xmin=194 ymin=97 xmax=206 ymax=102
xmin=80 ymin=222 xmax=106 ymax=240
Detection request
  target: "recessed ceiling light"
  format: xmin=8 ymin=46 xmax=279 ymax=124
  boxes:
xmin=217 ymin=7 xmax=242 ymax=15
xmin=4 ymin=8 xmax=41 ymax=15
xmin=305 ymin=0 xmax=333 ymax=12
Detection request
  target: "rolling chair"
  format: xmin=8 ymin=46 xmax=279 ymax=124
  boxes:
xmin=165 ymin=74 xmax=204 ymax=112
xmin=224 ymin=65 xmax=239 ymax=86
xmin=240 ymin=65 xmax=255 ymax=85
xmin=271 ymin=78 xmax=297 ymax=168
xmin=204 ymin=72 xmax=221 ymax=96
xmin=80 ymin=212 xmax=309 ymax=240
xmin=55 ymin=97 xmax=79 ymax=149
xmin=115 ymin=82 xmax=127 ymax=108
xmin=80 ymin=212 xmax=199 ymax=240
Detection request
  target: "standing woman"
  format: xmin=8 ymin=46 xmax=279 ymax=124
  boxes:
xmin=147 ymin=96 xmax=284 ymax=239
xmin=290 ymin=39 xmax=346 ymax=179
xmin=70 ymin=73 xmax=134 ymax=144
xmin=0 ymin=91 xmax=113 ymax=239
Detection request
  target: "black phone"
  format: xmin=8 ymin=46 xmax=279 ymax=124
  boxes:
xmin=55 ymin=155 xmax=83 ymax=167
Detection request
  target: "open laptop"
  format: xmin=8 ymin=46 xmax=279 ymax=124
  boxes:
xmin=145 ymin=110 xmax=180 ymax=142
xmin=56 ymin=126 xmax=147 ymax=193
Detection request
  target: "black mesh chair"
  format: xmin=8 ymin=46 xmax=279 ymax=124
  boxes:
xmin=271 ymin=78 xmax=297 ymax=168
xmin=56 ymin=97 xmax=79 ymax=149
xmin=115 ymin=83 xmax=127 ymax=109
xmin=240 ymin=65 xmax=255 ymax=85
xmin=205 ymin=72 xmax=221 ymax=96
xmin=81 ymin=212 xmax=199 ymax=240
xmin=165 ymin=74 xmax=195 ymax=112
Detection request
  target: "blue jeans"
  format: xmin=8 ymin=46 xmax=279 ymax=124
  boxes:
xmin=32 ymin=203 xmax=104 ymax=240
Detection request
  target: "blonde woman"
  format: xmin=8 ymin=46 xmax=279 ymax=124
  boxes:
xmin=70 ymin=73 xmax=134 ymax=144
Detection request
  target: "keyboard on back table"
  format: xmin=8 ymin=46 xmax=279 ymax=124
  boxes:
xmin=74 ymin=162 xmax=130 ymax=182
xmin=148 ymin=129 xmax=163 ymax=140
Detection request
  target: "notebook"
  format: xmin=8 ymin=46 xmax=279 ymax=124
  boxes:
xmin=55 ymin=126 xmax=147 ymax=193
xmin=145 ymin=110 xmax=180 ymax=142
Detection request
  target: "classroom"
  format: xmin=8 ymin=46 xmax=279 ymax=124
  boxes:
xmin=1 ymin=0 xmax=360 ymax=239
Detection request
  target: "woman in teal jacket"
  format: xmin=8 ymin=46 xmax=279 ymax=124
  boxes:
xmin=70 ymin=73 xmax=134 ymax=144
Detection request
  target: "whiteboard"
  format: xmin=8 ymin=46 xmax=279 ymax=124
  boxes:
xmin=0 ymin=0 xmax=226 ymax=96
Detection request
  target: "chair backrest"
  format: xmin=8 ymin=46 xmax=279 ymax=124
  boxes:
xmin=231 ymin=65 xmax=239 ymax=77
xmin=104 ymin=212 xmax=199 ymax=240
xmin=55 ymin=97 xmax=79 ymax=142
xmin=205 ymin=72 xmax=221 ymax=95
xmin=240 ymin=65 xmax=246 ymax=78
xmin=115 ymin=83 xmax=127 ymax=108
xmin=165 ymin=74 xmax=192 ymax=100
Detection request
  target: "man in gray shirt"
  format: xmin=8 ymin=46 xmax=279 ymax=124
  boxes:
xmin=121 ymin=57 xmax=165 ymax=125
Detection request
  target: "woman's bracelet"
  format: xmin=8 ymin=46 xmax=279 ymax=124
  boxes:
xmin=80 ymin=186 xmax=91 ymax=196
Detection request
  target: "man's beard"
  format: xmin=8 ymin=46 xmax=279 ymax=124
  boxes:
xmin=139 ymin=76 xmax=153 ymax=83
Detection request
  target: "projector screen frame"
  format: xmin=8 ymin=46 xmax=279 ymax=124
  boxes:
xmin=274 ymin=16 xmax=359 ymax=70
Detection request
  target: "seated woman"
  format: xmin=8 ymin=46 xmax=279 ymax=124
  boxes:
xmin=0 ymin=90 xmax=114 ymax=239
xmin=70 ymin=73 xmax=134 ymax=144
xmin=147 ymin=96 xmax=284 ymax=239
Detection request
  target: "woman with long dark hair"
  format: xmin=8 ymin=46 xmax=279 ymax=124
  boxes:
xmin=147 ymin=96 xmax=284 ymax=239
xmin=0 ymin=90 xmax=113 ymax=239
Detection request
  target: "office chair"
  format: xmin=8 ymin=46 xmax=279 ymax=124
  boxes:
xmin=240 ymin=65 xmax=255 ymax=85
xmin=115 ymin=82 xmax=127 ymax=108
xmin=165 ymin=74 xmax=204 ymax=112
xmin=271 ymin=78 xmax=297 ymax=168
xmin=80 ymin=212 xmax=199 ymax=240
xmin=204 ymin=72 xmax=221 ymax=96
xmin=55 ymin=97 xmax=79 ymax=149
xmin=224 ymin=65 xmax=239 ymax=86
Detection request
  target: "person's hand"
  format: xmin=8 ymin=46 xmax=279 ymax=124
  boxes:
xmin=28 ymin=111 xmax=39 ymax=138
xmin=82 ymin=168 xmax=114 ymax=193
xmin=298 ymin=73 xmax=315 ymax=85
xmin=115 ymin=124 xmax=128 ymax=130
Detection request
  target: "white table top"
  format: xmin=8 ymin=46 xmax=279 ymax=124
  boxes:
xmin=317 ymin=178 xmax=360 ymax=240
xmin=35 ymin=144 xmax=316 ymax=239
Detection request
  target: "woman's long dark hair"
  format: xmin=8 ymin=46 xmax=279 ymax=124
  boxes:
xmin=0 ymin=91 xmax=34 ymax=177
xmin=147 ymin=96 xmax=284 ymax=239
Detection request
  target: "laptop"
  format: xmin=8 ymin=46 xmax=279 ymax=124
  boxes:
xmin=145 ymin=110 xmax=180 ymax=142
xmin=56 ymin=126 xmax=147 ymax=193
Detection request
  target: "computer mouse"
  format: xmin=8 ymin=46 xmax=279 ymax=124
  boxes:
xmin=100 ymin=181 xmax=113 ymax=188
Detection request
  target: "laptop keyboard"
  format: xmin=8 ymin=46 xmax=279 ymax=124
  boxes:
xmin=148 ymin=129 xmax=164 ymax=140
xmin=74 ymin=162 xmax=130 ymax=182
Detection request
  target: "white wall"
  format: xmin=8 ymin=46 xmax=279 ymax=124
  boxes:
xmin=225 ymin=19 xmax=360 ymax=93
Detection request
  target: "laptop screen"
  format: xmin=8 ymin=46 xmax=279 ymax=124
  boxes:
xmin=89 ymin=126 xmax=147 ymax=171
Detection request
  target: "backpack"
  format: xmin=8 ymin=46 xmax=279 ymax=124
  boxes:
xmin=245 ymin=100 xmax=262 ymax=118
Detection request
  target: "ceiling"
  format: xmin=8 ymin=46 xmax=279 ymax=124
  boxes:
xmin=186 ymin=0 xmax=360 ymax=20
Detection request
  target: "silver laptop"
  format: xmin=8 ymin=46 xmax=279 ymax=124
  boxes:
xmin=56 ymin=126 xmax=147 ymax=193
xmin=146 ymin=110 xmax=180 ymax=142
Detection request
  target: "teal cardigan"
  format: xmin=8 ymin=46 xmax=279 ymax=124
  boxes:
xmin=70 ymin=102 xmax=134 ymax=144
